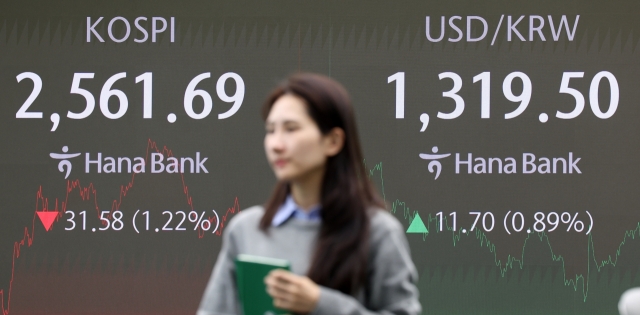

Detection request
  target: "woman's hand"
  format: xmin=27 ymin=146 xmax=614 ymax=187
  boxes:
xmin=265 ymin=269 xmax=320 ymax=313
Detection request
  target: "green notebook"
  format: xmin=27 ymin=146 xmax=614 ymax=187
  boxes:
xmin=235 ymin=254 xmax=291 ymax=315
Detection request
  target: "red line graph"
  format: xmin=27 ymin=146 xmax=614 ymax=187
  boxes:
xmin=0 ymin=139 xmax=240 ymax=315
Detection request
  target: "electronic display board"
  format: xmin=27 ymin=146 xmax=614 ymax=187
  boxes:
xmin=1 ymin=1 xmax=639 ymax=314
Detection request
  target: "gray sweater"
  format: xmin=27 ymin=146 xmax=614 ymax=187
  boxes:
xmin=197 ymin=206 xmax=421 ymax=315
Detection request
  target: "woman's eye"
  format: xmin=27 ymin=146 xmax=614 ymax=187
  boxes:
xmin=285 ymin=125 xmax=299 ymax=132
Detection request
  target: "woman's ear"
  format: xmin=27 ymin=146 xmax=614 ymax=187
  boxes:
xmin=323 ymin=127 xmax=345 ymax=157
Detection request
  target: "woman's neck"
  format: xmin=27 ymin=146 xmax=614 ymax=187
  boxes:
xmin=290 ymin=167 xmax=324 ymax=212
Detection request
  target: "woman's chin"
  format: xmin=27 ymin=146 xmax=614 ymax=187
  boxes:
xmin=273 ymin=171 xmax=295 ymax=182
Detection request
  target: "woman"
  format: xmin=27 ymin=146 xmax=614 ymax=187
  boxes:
xmin=197 ymin=73 xmax=421 ymax=315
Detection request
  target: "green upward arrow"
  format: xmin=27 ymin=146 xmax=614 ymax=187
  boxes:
xmin=406 ymin=213 xmax=428 ymax=233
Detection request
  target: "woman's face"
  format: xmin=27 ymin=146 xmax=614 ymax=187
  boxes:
xmin=264 ymin=94 xmax=338 ymax=183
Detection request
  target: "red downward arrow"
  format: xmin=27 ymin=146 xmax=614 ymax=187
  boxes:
xmin=36 ymin=211 xmax=59 ymax=231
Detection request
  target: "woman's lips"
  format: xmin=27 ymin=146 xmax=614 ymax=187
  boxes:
xmin=273 ymin=159 xmax=288 ymax=168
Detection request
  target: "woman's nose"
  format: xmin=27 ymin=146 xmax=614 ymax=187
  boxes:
xmin=266 ymin=131 xmax=285 ymax=152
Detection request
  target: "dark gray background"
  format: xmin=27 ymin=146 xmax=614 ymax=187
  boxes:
xmin=0 ymin=0 xmax=639 ymax=314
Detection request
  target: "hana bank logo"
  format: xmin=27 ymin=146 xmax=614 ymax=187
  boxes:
xmin=419 ymin=146 xmax=451 ymax=180
xmin=420 ymin=146 xmax=583 ymax=180
xmin=50 ymin=145 xmax=209 ymax=179
xmin=50 ymin=146 xmax=81 ymax=179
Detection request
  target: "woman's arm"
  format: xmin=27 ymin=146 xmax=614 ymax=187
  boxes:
xmin=196 ymin=223 xmax=241 ymax=315
xmin=310 ymin=211 xmax=422 ymax=315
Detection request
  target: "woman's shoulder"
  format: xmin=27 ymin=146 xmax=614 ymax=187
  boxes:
xmin=367 ymin=208 xmax=414 ymax=263
xmin=368 ymin=208 xmax=405 ymax=236
xmin=224 ymin=205 xmax=265 ymax=233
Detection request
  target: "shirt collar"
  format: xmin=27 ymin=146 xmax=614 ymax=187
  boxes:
xmin=271 ymin=195 xmax=321 ymax=226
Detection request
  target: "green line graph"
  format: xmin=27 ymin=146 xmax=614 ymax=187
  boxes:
xmin=367 ymin=161 xmax=640 ymax=314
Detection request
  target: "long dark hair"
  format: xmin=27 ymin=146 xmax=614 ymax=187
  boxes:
xmin=259 ymin=73 xmax=384 ymax=295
